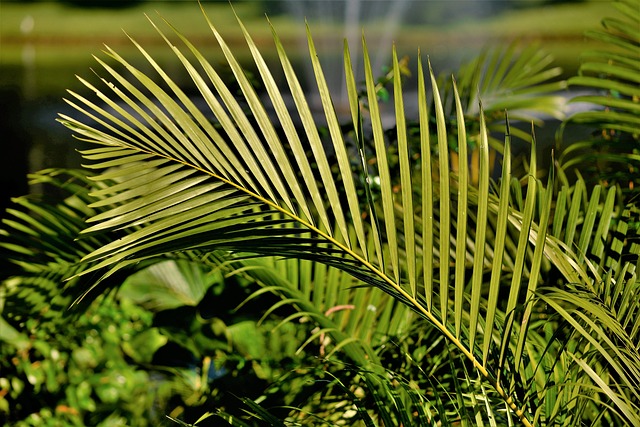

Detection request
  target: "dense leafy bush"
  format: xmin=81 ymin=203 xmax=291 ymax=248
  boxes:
xmin=0 ymin=292 xmax=157 ymax=425
xmin=1 ymin=0 xmax=638 ymax=425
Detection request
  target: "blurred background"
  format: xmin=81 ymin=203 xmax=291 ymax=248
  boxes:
xmin=0 ymin=0 xmax=608 ymax=210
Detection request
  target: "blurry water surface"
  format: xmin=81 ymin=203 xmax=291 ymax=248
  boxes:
xmin=0 ymin=0 xmax=605 ymax=208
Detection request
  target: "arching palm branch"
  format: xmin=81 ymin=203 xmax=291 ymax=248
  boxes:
xmin=441 ymin=40 xmax=567 ymax=149
xmin=560 ymin=0 xmax=640 ymax=190
xmin=2 ymin=2 xmax=638 ymax=425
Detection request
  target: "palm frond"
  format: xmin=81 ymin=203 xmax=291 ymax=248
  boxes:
xmin=440 ymin=41 xmax=567 ymax=151
xmin=42 ymin=5 xmax=640 ymax=425
xmin=0 ymin=170 xmax=111 ymax=318
xmin=459 ymin=42 xmax=566 ymax=118
xmin=565 ymin=0 xmax=640 ymax=134
xmin=559 ymin=0 xmax=640 ymax=189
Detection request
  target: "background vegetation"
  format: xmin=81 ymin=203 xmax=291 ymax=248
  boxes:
xmin=0 ymin=0 xmax=612 ymax=212
xmin=1 ymin=0 xmax=638 ymax=426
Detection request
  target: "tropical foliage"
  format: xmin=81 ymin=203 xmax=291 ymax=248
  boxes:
xmin=560 ymin=0 xmax=640 ymax=190
xmin=1 ymin=0 xmax=639 ymax=425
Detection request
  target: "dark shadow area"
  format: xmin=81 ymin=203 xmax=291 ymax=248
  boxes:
xmin=0 ymin=87 xmax=30 ymax=214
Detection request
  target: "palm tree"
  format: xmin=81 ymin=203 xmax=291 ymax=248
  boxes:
xmin=2 ymin=0 xmax=639 ymax=425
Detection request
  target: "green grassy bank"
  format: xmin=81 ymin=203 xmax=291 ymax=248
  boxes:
xmin=1 ymin=0 xmax=610 ymax=96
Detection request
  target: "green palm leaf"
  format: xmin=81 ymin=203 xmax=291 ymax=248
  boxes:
xmin=560 ymin=0 xmax=640 ymax=188
xmin=1 ymin=170 xmax=109 ymax=318
xmin=47 ymin=6 xmax=639 ymax=425
xmin=456 ymin=42 xmax=566 ymax=121
xmin=440 ymin=41 xmax=567 ymax=151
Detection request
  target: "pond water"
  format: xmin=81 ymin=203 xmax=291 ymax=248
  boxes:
xmin=0 ymin=1 xmax=605 ymax=211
